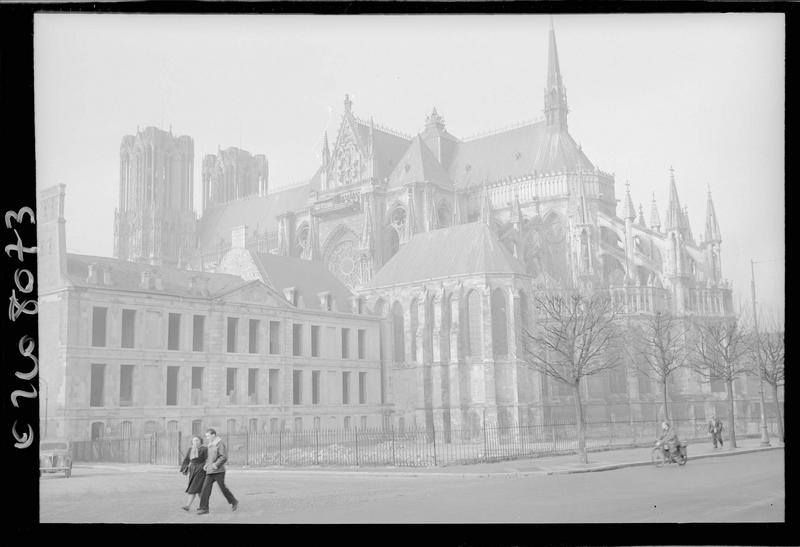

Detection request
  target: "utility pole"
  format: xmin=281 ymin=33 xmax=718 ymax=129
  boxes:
xmin=751 ymin=259 xmax=771 ymax=446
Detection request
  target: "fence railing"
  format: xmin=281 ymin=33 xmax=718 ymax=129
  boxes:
xmin=71 ymin=415 xmax=781 ymax=468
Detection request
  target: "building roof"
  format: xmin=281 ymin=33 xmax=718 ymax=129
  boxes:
xmin=251 ymin=252 xmax=354 ymax=311
xmin=367 ymin=222 xmax=527 ymax=288
xmin=447 ymin=122 xmax=595 ymax=189
xmin=65 ymin=253 xmax=248 ymax=297
xmin=386 ymin=135 xmax=453 ymax=189
xmin=196 ymin=184 xmax=310 ymax=249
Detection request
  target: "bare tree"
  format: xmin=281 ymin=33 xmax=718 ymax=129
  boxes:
xmin=629 ymin=312 xmax=689 ymax=422
xmin=521 ymin=292 xmax=622 ymax=464
xmin=752 ymin=314 xmax=785 ymax=442
xmin=690 ymin=313 xmax=752 ymax=449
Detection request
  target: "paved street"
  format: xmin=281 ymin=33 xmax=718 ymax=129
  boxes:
xmin=40 ymin=449 xmax=783 ymax=523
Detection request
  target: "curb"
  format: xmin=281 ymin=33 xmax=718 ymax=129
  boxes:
xmin=545 ymin=445 xmax=783 ymax=475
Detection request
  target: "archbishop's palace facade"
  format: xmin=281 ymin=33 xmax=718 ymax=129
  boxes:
xmin=40 ymin=26 xmax=757 ymax=443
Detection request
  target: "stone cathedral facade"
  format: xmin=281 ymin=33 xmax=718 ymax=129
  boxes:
xmin=110 ymin=26 xmax=746 ymax=436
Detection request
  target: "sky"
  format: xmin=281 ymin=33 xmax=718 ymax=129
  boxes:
xmin=34 ymin=13 xmax=784 ymax=322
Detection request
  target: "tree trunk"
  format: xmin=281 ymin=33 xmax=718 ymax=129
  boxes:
xmin=725 ymin=379 xmax=737 ymax=449
xmin=662 ymin=378 xmax=670 ymax=422
xmin=573 ymin=382 xmax=588 ymax=464
xmin=771 ymin=383 xmax=784 ymax=443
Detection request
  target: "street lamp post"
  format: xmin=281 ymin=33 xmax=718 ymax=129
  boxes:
xmin=750 ymin=259 xmax=771 ymax=447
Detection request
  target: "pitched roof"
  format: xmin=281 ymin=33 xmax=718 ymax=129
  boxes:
xmin=251 ymin=252 xmax=354 ymax=311
xmin=197 ymin=184 xmax=310 ymax=249
xmin=367 ymin=222 xmax=526 ymax=288
xmin=447 ymin=122 xmax=594 ymax=189
xmin=65 ymin=253 xmax=247 ymax=297
xmin=386 ymin=135 xmax=452 ymax=189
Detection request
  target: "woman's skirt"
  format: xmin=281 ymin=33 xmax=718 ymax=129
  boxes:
xmin=185 ymin=464 xmax=206 ymax=494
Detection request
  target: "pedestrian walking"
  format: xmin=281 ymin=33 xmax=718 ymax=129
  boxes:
xmin=708 ymin=415 xmax=724 ymax=448
xmin=196 ymin=429 xmax=239 ymax=515
xmin=179 ymin=435 xmax=207 ymax=511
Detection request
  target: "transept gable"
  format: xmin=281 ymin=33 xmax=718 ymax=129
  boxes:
xmin=327 ymin=111 xmax=370 ymax=188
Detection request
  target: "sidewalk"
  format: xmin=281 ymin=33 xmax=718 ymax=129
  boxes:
xmin=75 ymin=437 xmax=782 ymax=478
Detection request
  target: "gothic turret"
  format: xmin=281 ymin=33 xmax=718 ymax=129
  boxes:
xmin=322 ymin=131 xmax=330 ymax=169
xmin=704 ymin=187 xmax=721 ymax=243
xmin=637 ymin=204 xmax=647 ymax=228
xmin=544 ymin=20 xmax=569 ymax=130
xmin=621 ymin=182 xmax=636 ymax=221
xmin=650 ymin=193 xmax=661 ymax=232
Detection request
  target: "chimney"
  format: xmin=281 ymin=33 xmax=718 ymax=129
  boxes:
xmin=153 ymin=270 xmax=163 ymax=291
xmin=350 ymin=295 xmax=364 ymax=314
xmin=231 ymin=225 xmax=248 ymax=249
xmin=318 ymin=291 xmax=332 ymax=311
xmin=140 ymin=269 xmax=152 ymax=290
xmin=283 ymin=287 xmax=298 ymax=307
xmin=87 ymin=263 xmax=99 ymax=284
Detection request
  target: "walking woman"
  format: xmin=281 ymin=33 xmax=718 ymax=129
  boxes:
xmin=179 ymin=435 xmax=208 ymax=511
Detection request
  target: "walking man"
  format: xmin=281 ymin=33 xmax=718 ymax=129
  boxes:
xmin=197 ymin=428 xmax=239 ymax=514
xmin=708 ymin=415 xmax=724 ymax=448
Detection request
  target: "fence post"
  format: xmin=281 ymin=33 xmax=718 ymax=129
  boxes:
xmin=245 ymin=430 xmax=250 ymax=466
xmin=482 ymin=409 xmax=488 ymax=462
xmin=432 ymin=419 xmax=437 ymax=467
xmin=315 ymin=428 xmax=319 ymax=466
xmin=355 ymin=426 xmax=360 ymax=467
xmin=391 ymin=424 xmax=396 ymax=467
xmin=278 ymin=429 xmax=282 ymax=466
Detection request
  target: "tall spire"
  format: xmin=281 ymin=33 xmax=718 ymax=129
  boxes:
xmin=637 ymin=204 xmax=647 ymax=228
xmin=663 ymin=167 xmax=684 ymax=232
xmin=621 ymin=181 xmax=636 ymax=221
xmin=650 ymin=192 xmax=661 ymax=232
xmin=544 ymin=19 xmax=569 ymax=129
xmin=704 ymin=186 xmax=721 ymax=242
xmin=322 ymin=131 xmax=330 ymax=168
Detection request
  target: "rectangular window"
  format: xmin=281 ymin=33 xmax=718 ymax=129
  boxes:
xmin=226 ymin=368 xmax=237 ymax=403
xmin=313 ymin=416 xmax=321 ymax=430
xmin=249 ymin=319 xmax=259 ymax=354
xmin=342 ymin=371 xmax=351 ymax=404
xmin=90 ymin=364 xmax=105 ymax=407
xmin=192 ymin=420 xmax=203 ymax=437
xmin=168 ymin=313 xmax=181 ymax=350
xmin=311 ymin=325 xmax=320 ymax=357
xmin=270 ymin=418 xmax=280 ymax=432
xmin=344 ymin=416 xmax=352 ymax=430
xmin=359 ymin=371 xmax=367 ymax=404
xmin=341 ymin=328 xmax=350 ymax=359
xmin=191 ymin=366 xmax=203 ymax=405
xmin=92 ymin=307 xmax=107 ymax=347
xmin=269 ymin=321 xmax=281 ymax=354
xmin=293 ymin=370 xmax=303 ymax=405
xmin=192 ymin=315 xmax=205 ymax=352
xmin=121 ymin=309 xmax=136 ymax=348
xmin=119 ymin=365 xmax=134 ymax=406
xmin=227 ymin=317 xmax=238 ymax=353
xmin=268 ymin=369 xmax=279 ymax=404
xmin=312 ymin=371 xmax=320 ymax=405
xmin=248 ymin=368 xmax=258 ymax=402
xmin=357 ymin=329 xmax=366 ymax=359
xmin=293 ymin=323 xmax=303 ymax=356
xmin=249 ymin=418 xmax=258 ymax=433
xmin=166 ymin=366 xmax=179 ymax=405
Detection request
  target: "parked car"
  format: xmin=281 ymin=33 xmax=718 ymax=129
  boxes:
xmin=40 ymin=439 xmax=72 ymax=478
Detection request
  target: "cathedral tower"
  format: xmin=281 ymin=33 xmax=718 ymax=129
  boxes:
xmin=543 ymin=20 xmax=569 ymax=130
xmin=114 ymin=126 xmax=196 ymax=267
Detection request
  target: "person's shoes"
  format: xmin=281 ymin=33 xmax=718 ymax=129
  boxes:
xmin=182 ymin=506 xmax=190 ymax=512
xmin=196 ymin=509 xmax=209 ymax=515
xmin=232 ymin=501 xmax=239 ymax=512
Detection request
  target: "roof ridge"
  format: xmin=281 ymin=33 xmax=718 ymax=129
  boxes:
xmin=462 ymin=117 xmax=546 ymax=142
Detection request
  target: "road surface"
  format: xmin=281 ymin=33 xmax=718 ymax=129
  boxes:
xmin=40 ymin=450 xmax=783 ymax=523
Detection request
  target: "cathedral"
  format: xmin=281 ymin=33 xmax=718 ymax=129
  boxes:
xmin=102 ymin=24 xmax=742 ymax=438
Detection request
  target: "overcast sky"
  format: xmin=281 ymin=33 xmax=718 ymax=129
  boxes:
xmin=34 ymin=13 xmax=784 ymax=321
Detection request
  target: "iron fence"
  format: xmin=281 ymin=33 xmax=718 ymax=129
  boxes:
xmin=71 ymin=414 xmax=779 ymax=468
